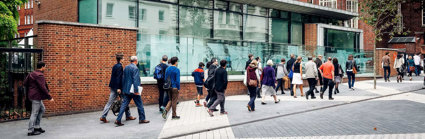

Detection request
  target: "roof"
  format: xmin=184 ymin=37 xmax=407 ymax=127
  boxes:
xmin=388 ymin=37 xmax=416 ymax=44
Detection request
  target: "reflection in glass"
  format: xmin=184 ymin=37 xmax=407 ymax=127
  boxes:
xmin=244 ymin=15 xmax=266 ymax=42
xmin=214 ymin=11 xmax=241 ymax=40
xmin=179 ymin=6 xmax=212 ymax=38
xmin=139 ymin=1 xmax=177 ymax=35
xmin=98 ymin=0 xmax=137 ymax=27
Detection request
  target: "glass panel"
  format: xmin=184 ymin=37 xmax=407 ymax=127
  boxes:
xmin=215 ymin=0 xmax=227 ymax=10
xmin=179 ymin=6 xmax=212 ymax=38
xmin=179 ymin=0 xmax=212 ymax=8
xmin=325 ymin=29 xmax=355 ymax=49
xmin=214 ymin=11 xmax=241 ymax=40
xmin=139 ymin=1 xmax=177 ymax=35
xmin=270 ymin=18 xmax=289 ymax=43
xmin=246 ymin=5 xmax=267 ymax=16
xmin=78 ymin=0 xmax=97 ymax=24
xmin=229 ymin=2 xmax=241 ymax=12
xmin=98 ymin=0 xmax=137 ymax=27
xmin=291 ymin=13 xmax=302 ymax=45
xmin=244 ymin=15 xmax=266 ymax=42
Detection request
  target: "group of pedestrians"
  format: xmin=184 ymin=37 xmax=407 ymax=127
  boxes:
xmin=383 ymin=52 xmax=424 ymax=83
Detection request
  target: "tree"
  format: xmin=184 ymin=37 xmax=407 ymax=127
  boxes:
xmin=0 ymin=0 xmax=26 ymax=41
xmin=359 ymin=0 xmax=421 ymax=89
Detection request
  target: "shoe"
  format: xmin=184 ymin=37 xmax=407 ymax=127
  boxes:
xmin=114 ymin=121 xmax=124 ymax=126
xmin=139 ymin=120 xmax=150 ymax=124
xmin=162 ymin=110 xmax=168 ymax=119
xmin=126 ymin=116 xmax=137 ymax=121
xmin=275 ymin=99 xmax=280 ymax=103
xmin=410 ymin=77 xmax=412 ymax=81
xmin=160 ymin=106 xmax=165 ymax=113
xmin=388 ymin=80 xmax=390 ymax=82
xmin=311 ymin=97 xmax=317 ymax=99
xmin=247 ymin=105 xmax=252 ymax=112
xmin=196 ymin=103 xmax=202 ymax=107
xmin=27 ymin=131 xmax=41 ymax=136
xmin=282 ymin=92 xmax=286 ymax=94
xmin=293 ymin=96 xmax=297 ymax=98
xmin=320 ymin=92 xmax=324 ymax=99
xmin=334 ymin=90 xmax=336 ymax=95
xmin=306 ymin=95 xmax=309 ymax=100
xmin=203 ymin=101 xmax=207 ymax=108
xmin=315 ymin=90 xmax=319 ymax=93
xmin=172 ymin=116 xmax=180 ymax=119
xmin=34 ymin=128 xmax=45 ymax=133
xmin=212 ymin=109 xmax=219 ymax=111
xmin=100 ymin=117 xmax=109 ymax=123
xmin=207 ymin=109 xmax=214 ymax=117
xmin=220 ymin=111 xmax=228 ymax=115
xmin=257 ymin=96 xmax=262 ymax=98
xmin=261 ymin=102 xmax=267 ymax=105
xmin=329 ymin=98 xmax=334 ymax=100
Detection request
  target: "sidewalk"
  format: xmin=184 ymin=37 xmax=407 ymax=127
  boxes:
xmin=0 ymin=76 xmax=424 ymax=139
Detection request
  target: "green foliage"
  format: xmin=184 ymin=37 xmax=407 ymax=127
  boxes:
xmin=0 ymin=0 xmax=27 ymax=41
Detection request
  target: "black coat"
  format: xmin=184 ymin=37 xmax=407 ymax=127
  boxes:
xmin=214 ymin=67 xmax=228 ymax=92
xmin=109 ymin=63 xmax=123 ymax=90
xmin=286 ymin=58 xmax=296 ymax=72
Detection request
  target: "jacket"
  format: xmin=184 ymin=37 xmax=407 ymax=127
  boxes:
xmin=246 ymin=64 xmax=258 ymax=87
xmin=260 ymin=65 xmax=276 ymax=88
xmin=275 ymin=63 xmax=288 ymax=79
xmin=24 ymin=70 xmax=52 ymax=100
xmin=314 ymin=58 xmax=323 ymax=69
xmin=394 ymin=58 xmax=404 ymax=69
xmin=346 ymin=60 xmax=357 ymax=72
xmin=109 ymin=63 xmax=123 ymax=90
xmin=245 ymin=59 xmax=252 ymax=70
xmin=164 ymin=66 xmax=181 ymax=90
xmin=214 ymin=67 xmax=228 ymax=92
xmin=122 ymin=63 xmax=141 ymax=94
xmin=191 ymin=67 xmax=204 ymax=86
xmin=205 ymin=64 xmax=218 ymax=89
xmin=286 ymin=58 xmax=296 ymax=72
xmin=305 ymin=61 xmax=318 ymax=79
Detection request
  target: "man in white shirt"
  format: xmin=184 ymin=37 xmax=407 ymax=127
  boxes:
xmin=414 ymin=53 xmax=421 ymax=76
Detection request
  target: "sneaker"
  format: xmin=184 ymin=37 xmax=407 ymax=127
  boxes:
xmin=34 ymin=128 xmax=45 ymax=133
xmin=212 ymin=109 xmax=219 ymax=111
xmin=247 ymin=105 xmax=252 ymax=112
xmin=172 ymin=116 xmax=180 ymax=119
xmin=195 ymin=103 xmax=202 ymax=107
xmin=28 ymin=131 xmax=41 ymax=136
xmin=220 ymin=111 xmax=228 ymax=115
xmin=261 ymin=102 xmax=267 ymax=105
xmin=207 ymin=109 xmax=214 ymax=117
xmin=329 ymin=98 xmax=334 ymax=100
xmin=162 ymin=110 xmax=168 ymax=119
xmin=275 ymin=99 xmax=280 ymax=103
xmin=160 ymin=106 xmax=165 ymax=113
xmin=203 ymin=101 xmax=207 ymax=108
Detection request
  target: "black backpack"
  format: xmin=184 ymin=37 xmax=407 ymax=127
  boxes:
xmin=163 ymin=76 xmax=172 ymax=90
xmin=204 ymin=68 xmax=216 ymax=89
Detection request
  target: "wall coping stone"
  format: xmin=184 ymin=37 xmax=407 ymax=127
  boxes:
xmin=36 ymin=20 xmax=139 ymax=31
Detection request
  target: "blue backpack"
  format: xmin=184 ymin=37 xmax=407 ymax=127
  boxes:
xmin=154 ymin=64 xmax=165 ymax=80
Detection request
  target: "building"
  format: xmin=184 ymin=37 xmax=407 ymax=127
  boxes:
xmin=31 ymin=0 xmax=373 ymax=115
xmin=17 ymin=0 xmax=35 ymax=38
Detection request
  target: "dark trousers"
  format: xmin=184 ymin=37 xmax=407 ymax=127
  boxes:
xmin=275 ymin=79 xmax=285 ymax=94
xmin=383 ymin=66 xmax=391 ymax=81
xmin=289 ymin=78 xmax=294 ymax=95
xmin=165 ymin=88 xmax=179 ymax=116
xmin=247 ymin=86 xmax=257 ymax=110
xmin=256 ymin=86 xmax=262 ymax=97
xmin=415 ymin=65 xmax=421 ymax=76
xmin=205 ymin=89 xmax=211 ymax=102
xmin=209 ymin=90 xmax=225 ymax=112
xmin=321 ymin=78 xmax=334 ymax=99
xmin=346 ymin=71 xmax=355 ymax=88
xmin=207 ymin=89 xmax=217 ymax=108
xmin=306 ymin=78 xmax=316 ymax=98
xmin=116 ymin=93 xmax=146 ymax=122
xmin=157 ymin=81 xmax=168 ymax=109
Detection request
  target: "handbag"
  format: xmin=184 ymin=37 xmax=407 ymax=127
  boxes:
xmin=111 ymin=94 xmax=129 ymax=116
xmin=247 ymin=70 xmax=258 ymax=87
xmin=409 ymin=66 xmax=415 ymax=72
xmin=288 ymin=70 xmax=293 ymax=78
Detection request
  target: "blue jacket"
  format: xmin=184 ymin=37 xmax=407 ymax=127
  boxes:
xmin=191 ymin=67 xmax=204 ymax=86
xmin=109 ymin=63 xmax=123 ymax=90
xmin=165 ymin=66 xmax=180 ymax=90
xmin=261 ymin=66 xmax=276 ymax=88
xmin=122 ymin=63 xmax=141 ymax=94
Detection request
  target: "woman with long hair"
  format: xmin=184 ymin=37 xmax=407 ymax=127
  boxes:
xmin=333 ymin=58 xmax=343 ymax=94
xmin=393 ymin=54 xmax=405 ymax=83
xmin=407 ymin=56 xmax=415 ymax=81
xmin=291 ymin=56 xmax=304 ymax=98
xmin=246 ymin=60 xmax=259 ymax=111
xmin=345 ymin=55 xmax=357 ymax=90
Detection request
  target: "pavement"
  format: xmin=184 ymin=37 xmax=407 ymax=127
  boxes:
xmin=0 ymin=76 xmax=424 ymax=139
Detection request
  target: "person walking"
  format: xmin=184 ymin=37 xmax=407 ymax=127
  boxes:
xmin=207 ymin=60 xmax=229 ymax=116
xmin=314 ymin=55 xmax=324 ymax=93
xmin=292 ymin=56 xmax=304 ymax=98
xmin=100 ymin=54 xmax=136 ymax=123
xmin=246 ymin=60 xmax=259 ymax=111
xmin=382 ymin=52 xmax=391 ymax=82
xmin=245 ymin=54 xmax=254 ymax=70
xmin=24 ymin=62 xmax=54 ymax=136
xmin=319 ymin=57 xmax=335 ymax=100
xmin=414 ymin=52 xmax=421 ymax=76
xmin=162 ymin=57 xmax=181 ymax=120
xmin=255 ymin=57 xmax=263 ymax=98
xmin=154 ymin=55 xmax=169 ymax=113
xmin=115 ymin=56 xmax=150 ymax=126
xmin=192 ymin=62 xmax=205 ymax=107
xmin=260 ymin=60 xmax=280 ymax=104
xmin=205 ymin=58 xmax=219 ymax=111
xmin=275 ymin=58 xmax=288 ymax=95
xmin=346 ymin=55 xmax=357 ymax=90
xmin=203 ymin=62 xmax=212 ymax=107
xmin=333 ymin=58 xmax=343 ymax=94
xmin=304 ymin=57 xmax=318 ymax=100
xmin=407 ymin=56 xmax=415 ymax=81
xmin=394 ymin=54 xmax=405 ymax=83
xmin=286 ymin=54 xmax=296 ymax=96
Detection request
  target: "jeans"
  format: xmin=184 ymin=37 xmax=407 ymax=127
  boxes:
xmin=247 ymin=86 xmax=257 ymax=110
xmin=207 ymin=89 xmax=217 ymax=108
xmin=289 ymin=78 xmax=294 ymax=96
xmin=306 ymin=78 xmax=316 ymax=98
xmin=275 ymin=79 xmax=285 ymax=94
xmin=165 ymin=88 xmax=179 ymax=116
xmin=28 ymin=100 xmax=45 ymax=133
xmin=157 ymin=81 xmax=168 ymax=109
xmin=321 ymin=78 xmax=334 ymax=99
xmin=415 ymin=65 xmax=421 ymax=76
xmin=116 ymin=93 xmax=146 ymax=122
xmin=209 ymin=90 xmax=225 ymax=113
xmin=383 ymin=66 xmax=391 ymax=81
xmin=346 ymin=71 xmax=355 ymax=88
xmin=163 ymin=90 xmax=170 ymax=108
xmin=101 ymin=88 xmax=131 ymax=118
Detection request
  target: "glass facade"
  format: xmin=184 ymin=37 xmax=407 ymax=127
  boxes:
xmin=78 ymin=0 xmax=369 ymax=77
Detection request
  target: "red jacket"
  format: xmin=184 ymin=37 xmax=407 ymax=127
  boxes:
xmin=24 ymin=70 xmax=52 ymax=100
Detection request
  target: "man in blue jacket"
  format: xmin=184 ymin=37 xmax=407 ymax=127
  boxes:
xmin=162 ymin=57 xmax=181 ymax=120
xmin=100 ymin=54 xmax=135 ymax=123
xmin=115 ymin=56 xmax=150 ymax=126
xmin=207 ymin=60 xmax=228 ymax=116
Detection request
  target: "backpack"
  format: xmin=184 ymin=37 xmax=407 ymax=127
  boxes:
xmin=163 ymin=76 xmax=172 ymax=90
xmin=204 ymin=68 xmax=216 ymax=89
xmin=111 ymin=95 xmax=128 ymax=116
xmin=154 ymin=64 xmax=165 ymax=80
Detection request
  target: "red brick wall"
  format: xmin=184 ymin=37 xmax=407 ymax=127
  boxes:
xmin=34 ymin=0 xmax=78 ymax=22
xmin=36 ymin=21 xmax=137 ymax=116
xmin=304 ymin=24 xmax=318 ymax=56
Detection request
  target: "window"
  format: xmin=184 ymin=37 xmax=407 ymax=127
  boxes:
xmin=28 ymin=15 xmax=30 ymax=24
xmin=128 ymin=6 xmax=136 ymax=19
xmin=24 ymin=15 xmax=27 ymax=25
xmin=139 ymin=9 xmax=146 ymax=21
xmin=24 ymin=2 xmax=27 ymax=9
xmin=319 ymin=0 xmax=337 ymax=9
xmin=346 ymin=0 xmax=358 ymax=13
xmin=106 ymin=3 xmax=114 ymax=17
xmin=28 ymin=1 xmax=30 ymax=9
xmin=18 ymin=17 xmax=20 ymax=25
xmin=78 ymin=0 xmax=97 ymax=24
xmin=158 ymin=10 xmax=164 ymax=22
xmin=31 ymin=15 xmax=33 ymax=24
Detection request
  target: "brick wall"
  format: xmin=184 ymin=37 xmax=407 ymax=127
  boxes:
xmin=304 ymin=24 xmax=318 ymax=56
xmin=375 ymin=48 xmax=400 ymax=77
xmin=34 ymin=0 xmax=78 ymax=22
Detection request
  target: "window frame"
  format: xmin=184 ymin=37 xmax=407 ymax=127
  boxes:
xmin=105 ymin=3 xmax=114 ymax=17
xmin=158 ymin=10 xmax=165 ymax=22
xmin=128 ymin=5 xmax=136 ymax=20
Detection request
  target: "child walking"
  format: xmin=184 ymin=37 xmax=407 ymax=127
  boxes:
xmin=192 ymin=62 xmax=205 ymax=107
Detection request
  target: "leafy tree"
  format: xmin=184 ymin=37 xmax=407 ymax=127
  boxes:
xmin=0 ymin=0 xmax=26 ymax=41
xmin=359 ymin=0 xmax=422 ymax=89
